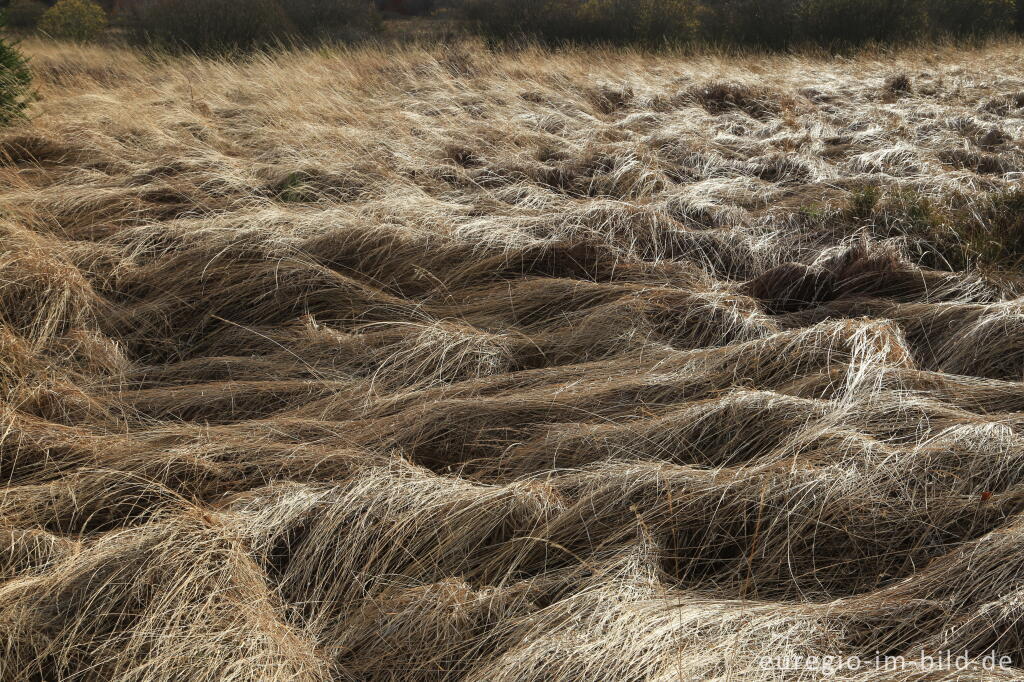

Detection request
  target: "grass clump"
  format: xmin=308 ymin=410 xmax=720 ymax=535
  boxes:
xmin=835 ymin=186 xmax=965 ymax=269
xmin=957 ymin=189 xmax=1024 ymax=272
xmin=836 ymin=186 xmax=1024 ymax=274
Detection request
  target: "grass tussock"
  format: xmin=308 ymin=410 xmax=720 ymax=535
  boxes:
xmin=1 ymin=38 xmax=1024 ymax=680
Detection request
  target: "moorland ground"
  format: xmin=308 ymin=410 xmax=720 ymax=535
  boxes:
xmin=2 ymin=38 xmax=1024 ymax=680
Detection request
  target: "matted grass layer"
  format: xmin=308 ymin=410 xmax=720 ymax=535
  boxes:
xmin=2 ymin=38 xmax=1024 ymax=681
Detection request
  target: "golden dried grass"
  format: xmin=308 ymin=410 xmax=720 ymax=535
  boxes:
xmin=1 ymin=37 xmax=1024 ymax=680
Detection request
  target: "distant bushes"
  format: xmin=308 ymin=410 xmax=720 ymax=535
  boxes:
xmin=926 ymin=0 xmax=1016 ymax=36
xmin=462 ymin=0 xmax=700 ymax=46
xmin=37 ymin=0 xmax=107 ymax=41
xmin=458 ymin=0 xmax=1020 ymax=47
xmin=125 ymin=0 xmax=289 ymax=51
xmin=3 ymin=0 xmax=47 ymax=29
xmin=124 ymin=0 xmax=381 ymax=51
xmin=0 ymin=16 xmax=31 ymax=125
xmin=698 ymin=0 xmax=797 ymax=48
xmin=375 ymin=0 xmax=435 ymax=14
xmin=281 ymin=0 xmax=380 ymax=41
xmin=4 ymin=0 xmax=1020 ymax=51
xmin=459 ymin=0 xmax=576 ymax=43
xmin=793 ymin=0 xmax=927 ymax=47
xmin=578 ymin=0 xmax=701 ymax=45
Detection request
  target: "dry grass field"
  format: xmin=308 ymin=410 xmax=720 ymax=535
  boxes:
xmin=2 ymin=37 xmax=1024 ymax=680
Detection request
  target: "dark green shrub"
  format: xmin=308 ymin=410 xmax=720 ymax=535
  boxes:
xmin=126 ymin=0 xmax=290 ymax=52
xmin=38 ymin=0 xmax=107 ymax=41
xmin=4 ymin=0 xmax=47 ymax=30
xmin=0 ymin=20 xmax=32 ymax=126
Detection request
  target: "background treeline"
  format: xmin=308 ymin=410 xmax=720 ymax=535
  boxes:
xmin=462 ymin=0 xmax=1020 ymax=47
xmin=1 ymin=0 xmax=1022 ymax=50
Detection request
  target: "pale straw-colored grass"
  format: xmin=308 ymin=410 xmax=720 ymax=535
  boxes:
xmin=1 ymin=37 xmax=1024 ymax=680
